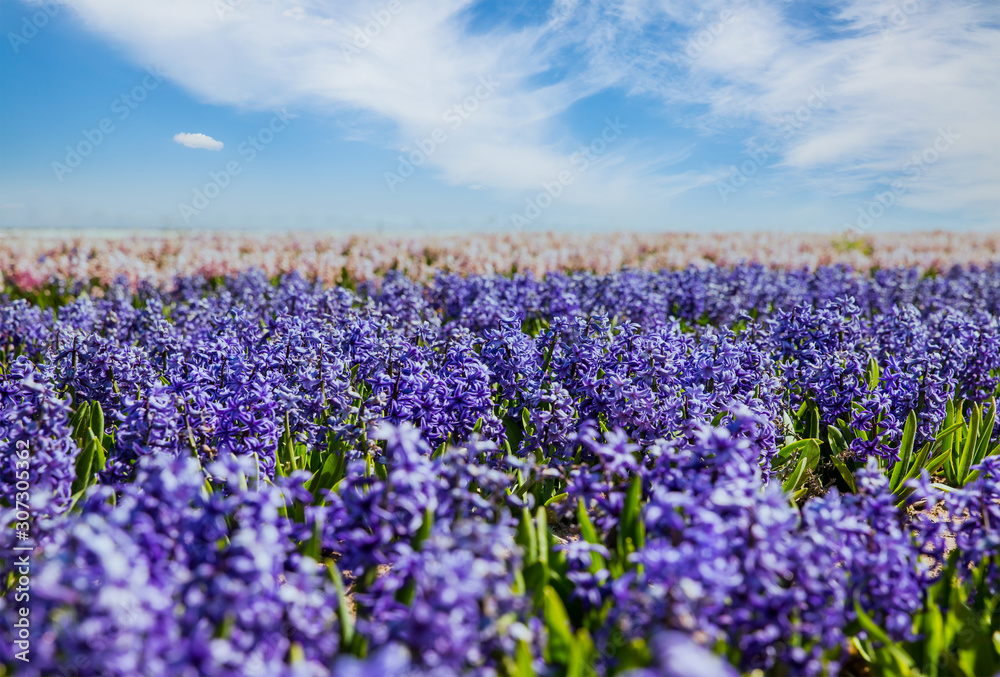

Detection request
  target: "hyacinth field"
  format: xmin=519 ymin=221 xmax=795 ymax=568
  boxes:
xmin=2 ymin=233 xmax=1000 ymax=677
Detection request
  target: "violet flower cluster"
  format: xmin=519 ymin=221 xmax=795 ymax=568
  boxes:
xmin=2 ymin=262 xmax=1000 ymax=676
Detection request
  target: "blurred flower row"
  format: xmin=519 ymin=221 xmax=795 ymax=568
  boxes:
xmin=2 ymin=230 xmax=999 ymax=290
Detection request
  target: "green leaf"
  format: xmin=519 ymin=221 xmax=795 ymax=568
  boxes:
xmin=524 ymin=562 xmax=549 ymax=607
xmin=543 ymin=586 xmax=574 ymax=665
xmin=952 ymin=595 xmax=982 ymax=676
xmin=89 ymin=401 xmax=105 ymax=450
xmin=924 ymin=446 xmax=954 ymax=477
xmin=781 ymin=439 xmax=820 ymax=495
xmin=616 ymin=638 xmax=652 ymax=672
xmin=922 ymin=597 xmax=944 ymax=677
xmin=963 ymin=440 xmax=999 ymax=484
xmin=71 ymin=400 xmax=90 ymax=427
xmin=795 ymin=400 xmax=809 ymax=419
xmin=851 ymin=637 xmax=874 ymax=664
xmin=71 ymin=402 xmax=91 ymax=443
xmin=808 ymin=406 xmax=820 ymax=441
xmin=301 ymin=518 xmax=322 ymax=560
xmin=304 ymin=449 xmax=344 ymax=505
xmin=956 ymin=404 xmax=980 ymax=485
xmin=577 ymin=499 xmax=599 ymax=545
xmin=945 ymin=404 xmax=966 ymax=482
xmin=576 ymin=499 xmax=605 ymax=573
xmin=518 ymin=507 xmax=538 ymax=565
xmin=567 ymin=628 xmax=595 ymax=677
xmin=70 ymin=399 xmax=88 ymax=423
xmin=828 ymin=423 xmax=850 ymax=450
xmin=536 ymin=507 xmax=549 ymax=567
xmin=431 ymin=440 xmax=448 ymax=461
xmin=943 ymin=399 xmax=956 ymax=435
xmin=866 ymin=356 xmax=881 ymax=389
xmin=213 ymin=612 xmax=235 ymax=640
xmin=413 ymin=507 xmax=433 ymax=550
xmin=831 ymin=453 xmax=857 ymax=493
xmin=775 ymin=437 xmax=810 ymax=468
xmin=618 ymin=474 xmax=644 ymax=558
xmin=778 ymin=438 xmax=822 ymax=461
xmin=854 ymin=600 xmax=892 ymax=646
xmin=513 ymin=640 xmax=535 ymax=677
xmin=543 ymin=492 xmax=568 ymax=507
xmin=70 ymin=433 xmax=99 ymax=498
xmin=395 ymin=578 xmax=417 ymax=606
xmin=781 ymin=411 xmax=797 ymax=446
xmin=853 ymin=599 xmax=916 ymax=674
xmin=899 ymin=441 xmax=933 ymax=488
xmin=92 ymin=431 xmax=106 ymax=474
xmin=890 ymin=411 xmax=917 ymax=492
xmin=276 ymin=419 xmax=292 ymax=477
xmin=972 ymin=399 xmax=996 ymax=466
xmin=284 ymin=414 xmax=298 ymax=473
xmin=827 ymin=427 xmax=857 ymax=491
xmin=327 ymin=564 xmax=355 ymax=648
xmin=504 ymin=410 xmax=525 ymax=454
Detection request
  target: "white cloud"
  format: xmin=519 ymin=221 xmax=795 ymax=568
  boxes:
xmin=53 ymin=0 xmax=676 ymax=205
xmin=55 ymin=0 xmax=1000 ymax=220
xmin=173 ymin=132 xmax=223 ymax=150
xmin=628 ymin=0 xmax=1000 ymax=215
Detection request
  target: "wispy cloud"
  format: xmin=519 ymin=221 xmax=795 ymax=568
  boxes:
xmin=173 ymin=132 xmax=223 ymax=150
xmin=57 ymin=0 xmax=999 ymax=220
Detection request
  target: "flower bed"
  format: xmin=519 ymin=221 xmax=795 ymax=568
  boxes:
xmin=2 ymin=249 xmax=999 ymax=676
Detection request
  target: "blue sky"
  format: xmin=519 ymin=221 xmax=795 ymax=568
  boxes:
xmin=1 ymin=0 xmax=997 ymax=233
